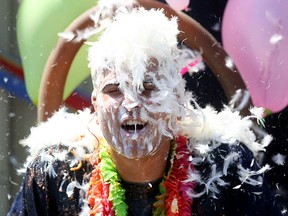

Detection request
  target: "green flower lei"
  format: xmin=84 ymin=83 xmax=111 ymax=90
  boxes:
xmin=99 ymin=141 xmax=128 ymax=216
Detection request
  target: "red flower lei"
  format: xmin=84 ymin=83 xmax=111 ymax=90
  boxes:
xmin=87 ymin=136 xmax=195 ymax=216
xmin=87 ymin=153 xmax=115 ymax=215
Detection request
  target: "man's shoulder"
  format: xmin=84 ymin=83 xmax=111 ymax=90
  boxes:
xmin=19 ymin=108 xmax=98 ymax=197
xmin=25 ymin=143 xmax=93 ymax=191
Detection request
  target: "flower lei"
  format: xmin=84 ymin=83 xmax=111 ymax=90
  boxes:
xmin=87 ymin=136 xmax=195 ymax=216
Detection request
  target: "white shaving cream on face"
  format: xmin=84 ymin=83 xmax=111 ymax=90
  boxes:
xmin=89 ymin=8 xmax=189 ymax=159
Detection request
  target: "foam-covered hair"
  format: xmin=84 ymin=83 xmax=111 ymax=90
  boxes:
xmin=88 ymin=7 xmax=186 ymax=93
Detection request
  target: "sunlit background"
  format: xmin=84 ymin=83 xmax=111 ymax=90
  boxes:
xmin=0 ymin=1 xmax=93 ymax=214
xmin=1 ymin=0 xmax=288 ymax=215
xmin=0 ymin=1 xmax=36 ymax=214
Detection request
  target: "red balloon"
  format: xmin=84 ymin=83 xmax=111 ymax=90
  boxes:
xmin=222 ymin=0 xmax=288 ymax=113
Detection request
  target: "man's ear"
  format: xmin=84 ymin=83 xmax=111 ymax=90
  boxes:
xmin=91 ymin=95 xmax=96 ymax=104
xmin=91 ymin=90 xmax=99 ymax=124
xmin=91 ymin=89 xmax=97 ymax=106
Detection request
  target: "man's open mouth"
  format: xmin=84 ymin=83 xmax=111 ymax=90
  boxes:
xmin=121 ymin=120 xmax=147 ymax=132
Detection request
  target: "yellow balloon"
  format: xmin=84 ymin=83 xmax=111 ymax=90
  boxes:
xmin=17 ymin=0 xmax=97 ymax=104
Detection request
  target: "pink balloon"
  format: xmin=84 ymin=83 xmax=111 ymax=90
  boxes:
xmin=165 ymin=0 xmax=190 ymax=11
xmin=222 ymin=0 xmax=288 ymax=113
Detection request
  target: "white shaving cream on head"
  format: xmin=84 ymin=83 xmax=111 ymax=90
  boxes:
xmin=89 ymin=8 xmax=190 ymax=158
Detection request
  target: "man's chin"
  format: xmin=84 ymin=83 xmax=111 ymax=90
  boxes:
xmin=117 ymin=146 xmax=155 ymax=160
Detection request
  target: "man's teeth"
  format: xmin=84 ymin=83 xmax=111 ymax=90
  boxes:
xmin=126 ymin=120 xmax=144 ymax=125
xmin=122 ymin=120 xmax=146 ymax=131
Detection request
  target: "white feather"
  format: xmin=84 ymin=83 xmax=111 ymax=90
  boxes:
xmin=18 ymin=108 xmax=99 ymax=173
xmin=223 ymin=152 xmax=240 ymax=176
xmin=272 ymin=153 xmax=286 ymax=166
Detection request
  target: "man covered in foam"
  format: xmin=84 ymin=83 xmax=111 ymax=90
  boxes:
xmin=89 ymin=8 xmax=189 ymax=160
xmin=9 ymin=6 xmax=282 ymax=216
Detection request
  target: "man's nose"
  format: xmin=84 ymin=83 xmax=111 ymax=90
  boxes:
xmin=122 ymin=94 xmax=142 ymax=111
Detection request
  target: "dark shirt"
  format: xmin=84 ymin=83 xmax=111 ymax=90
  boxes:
xmin=9 ymin=142 xmax=282 ymax=216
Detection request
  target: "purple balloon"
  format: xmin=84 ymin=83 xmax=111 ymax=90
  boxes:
xmin=222 ymin=0 xmax=288 ymax=112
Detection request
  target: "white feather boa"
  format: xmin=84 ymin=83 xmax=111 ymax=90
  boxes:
xmin=19 ymin=105 xmax=272 ymax=205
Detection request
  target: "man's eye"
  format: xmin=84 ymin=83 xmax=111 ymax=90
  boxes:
xmin=142 ymin=82 xmax=157 ymax=97
xmin=143 ymin=82 xmax=156 ymax=91
xmin=102 ymin=84 xmax=120 ymax=94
